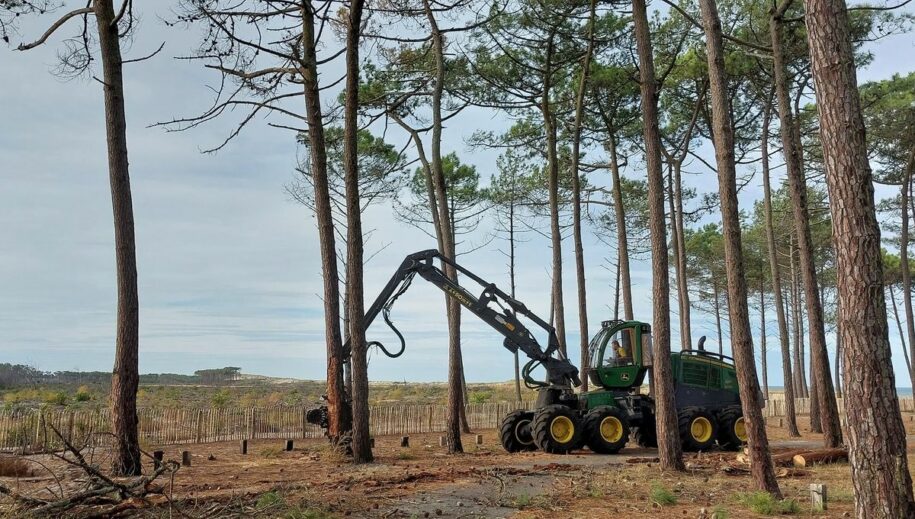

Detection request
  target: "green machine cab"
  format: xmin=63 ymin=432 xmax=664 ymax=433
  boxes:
xmin=501 ymin=319 xmax=749 ymax=455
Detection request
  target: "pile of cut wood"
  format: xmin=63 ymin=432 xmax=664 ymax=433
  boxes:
xmin=725 ymin=447 xmax=848 ymax=477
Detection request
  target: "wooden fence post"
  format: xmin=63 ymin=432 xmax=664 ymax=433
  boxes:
xmin=195 ymin=410 xmax=203 ymax=444
xmin=810 ymin=484 xmax=827 ymax=511
xmin=302 ymin=407 xmax=308 ymax=439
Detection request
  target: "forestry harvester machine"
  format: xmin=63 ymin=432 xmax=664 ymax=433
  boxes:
xmin=306 ymin=249 xmax=749 ymax=454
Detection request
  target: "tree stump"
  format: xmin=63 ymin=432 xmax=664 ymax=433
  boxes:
xmin=810 ymin=483 xmax=827 ymax=511
xmin=181 ymin=451 xmax=191 ymax=467
xmin=153 ymin=450 xmax=164 ymax=470
xmin=285 ymin=439 xmax=294 ymax=452
xmin=240 ymin=439 xmax=248 ymax=455
xmin=400 ymin=436 xmax=409 ymax=448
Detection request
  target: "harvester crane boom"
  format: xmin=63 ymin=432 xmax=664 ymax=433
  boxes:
xmin=343 ymin=249 xmax=581 ymax=389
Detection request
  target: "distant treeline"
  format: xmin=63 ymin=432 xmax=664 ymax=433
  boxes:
xmin=0 ymin=363 xmax=243 ymax=389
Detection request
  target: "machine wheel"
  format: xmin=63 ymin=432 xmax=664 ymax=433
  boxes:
xmin=583 ymin=406 xmax=629 ymax=454
xmin=715 ymin=406 xmax=748 ymax=451
xmin=678 ymin=407 xmax=718 ymax=452
xmin=632 ymin=416 xmax=658 ymax=448
xmin=532 ymin=405 xmax=581 ymax=454
xmin=499 ymin=410 xmax=537 ymax=452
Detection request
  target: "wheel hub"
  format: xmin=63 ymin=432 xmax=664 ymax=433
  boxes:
xmin=550 ymin=416 xmax=575 ymax=443
xmin=690 ymin=416 xmax=713 ymax=442
xmin=599 ymin=416 xmax=623 ymax=443
xmin=734 ymin=417 xmax=747 ymax=442
xmin=515 ymin=419 xmax=534 ymax=445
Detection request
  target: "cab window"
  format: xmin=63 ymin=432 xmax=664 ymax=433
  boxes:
xmin=604 ymin=327 xmax=636 ymax=367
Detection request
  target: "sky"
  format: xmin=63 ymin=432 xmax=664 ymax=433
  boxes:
xmin=1 ymin=3 xmax=914 ymax=387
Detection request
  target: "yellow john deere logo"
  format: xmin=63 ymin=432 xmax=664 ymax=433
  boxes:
xmin=620 ymin=373 xmax=630 ymax=381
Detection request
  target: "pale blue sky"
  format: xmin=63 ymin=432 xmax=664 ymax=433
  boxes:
xmin=1 ymin=3 xmax=914 ymax=386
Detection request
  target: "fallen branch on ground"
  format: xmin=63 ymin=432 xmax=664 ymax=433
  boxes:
xmin=0 ymin=424 xmax=181 ymax=517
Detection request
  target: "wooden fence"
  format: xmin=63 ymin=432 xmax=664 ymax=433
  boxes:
xmin=2 ymin=397 xmax=912 ymax=452
xmin=0 ymin=402 xmax=530 ymax=453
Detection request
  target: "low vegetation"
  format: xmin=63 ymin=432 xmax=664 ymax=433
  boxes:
xmin=735 ymin=491 xmax=800 ymax=515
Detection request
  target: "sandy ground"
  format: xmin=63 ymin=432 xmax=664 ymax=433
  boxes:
xmin=4 ymin=415 xmax=915 ymax=517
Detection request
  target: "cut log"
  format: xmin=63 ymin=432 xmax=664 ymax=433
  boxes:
xmin=771 ymin=449 xmax=814 ymax=466
xmin=793 ymin=448 xmax=848 ymax=467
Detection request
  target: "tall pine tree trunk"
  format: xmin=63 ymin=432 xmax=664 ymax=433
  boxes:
xmin=713 ymin=281 xmax=723 ymax=354
xmin=899 ymin=148 xmax=915 ymax=390
xmin=609 ymin=135 xmax=634 ymax=320
xmin=761 ymin=97 xmax=800 ymax=436
xmin=666 ymin=166 xmax=687 ymax=350
xmin=804 ymin=0 xmax=915 ymax=514
xmin=771 ymin=4 xmax=841 ymax=446
xmin=673 ymin=161 xmax=691 ymax=348
xmin=299 ymin=2 xmax=349 ymax=442
xmin=889 ymin=285 xmax=913 ymax=381
xmin=422 ymin=0 xmax=464 ymax=453
xmin=632 ymin=0 xmax=684 ymax=472
xmin=342 ymin=0 xmax=372 ymax=464
xmin=95 ymin=0 xmax=141 ymax=477
xmin=542 ymin=29 xmax=566 ymax=357
xmin=509 ymin=199 xmax=522 ymax=402
xmin=570 ymin=0 xmax=596 ymax=392
xmin=760 ymin=279 xmax=769 ymax=399
xmin=699 ymin=0 xmax=780 ymax=495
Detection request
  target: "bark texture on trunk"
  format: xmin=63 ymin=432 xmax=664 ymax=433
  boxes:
xmin=770 ymin=6 xmax=840 ymax=446
xmin=300 ymin=3 xmax=349 ymax=441
xmin=804 ymin=0 xmax=915 ymax=515
xmin=95 ymin=0 xmax=141 ymax=477
xmin=761 ymin=98 xmax=800 ymax=437
xmin=699 ymin=0 xmax=780 ymax=495
xmin=343 ymin=0 xmax=372 ymax=464
xmin=632 ymin=0 xmax=684 ymax=472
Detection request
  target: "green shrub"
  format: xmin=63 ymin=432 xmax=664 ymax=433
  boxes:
xmin=649 ymin=483 xmax=677 ymax=506
xmin=211 ymin=389 xmax=231 ymax=408
xmin=74 ymin=386 xmax=92 ymax=402
xmin=736 ymin=491 xmax=799 ymax=515
xmin=468 ymin=391 xmax=492 ymax=404
xmin=44 ymin=391 xmax=68 ymax=406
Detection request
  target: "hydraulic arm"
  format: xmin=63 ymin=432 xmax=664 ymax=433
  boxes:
xmin=343 ymin=249 xmax=581 ymax=390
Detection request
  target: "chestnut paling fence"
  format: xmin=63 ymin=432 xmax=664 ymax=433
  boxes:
xmin=1 ymin=397 xmax=913 ymax=453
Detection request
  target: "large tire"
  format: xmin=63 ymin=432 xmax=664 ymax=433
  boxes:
xmin=715 ymin=406 xmax=747 ymax=451
xmin=678 ymin=407 xmax=718 ymax=452
xmin=583 ymin=406 xmax=629 ymax=454
xmin=499 ymin=410 xmax=537 ymax=452
xmin=532 ymin=405 xmax=581 ymax=454
xmin=632 ymin=414 xmax=658 ymax=448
